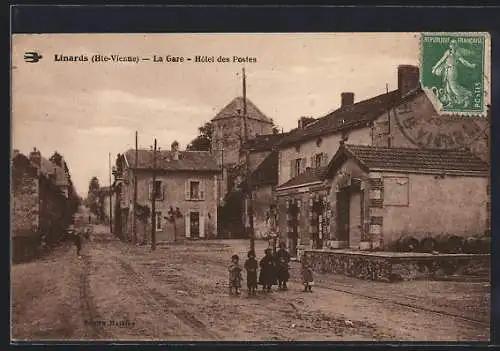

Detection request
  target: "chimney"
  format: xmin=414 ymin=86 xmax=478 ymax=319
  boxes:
xmin=398 ymin=65 xmax=420 ymax=97
xmin=341 ymin=92 xmax=355 ymax=107
xmin=171 ymin=141 xmax=180 ymax=160
xmin=298 ymin=116 xmax=315 ymax=129
xmin=29 ymin=147 xmax=41 ymax=166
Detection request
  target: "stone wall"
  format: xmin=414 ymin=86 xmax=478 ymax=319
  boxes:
xmin=303 ymin=250 xmax=490 ymax=283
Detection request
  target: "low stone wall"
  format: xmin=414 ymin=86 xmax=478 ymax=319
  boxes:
xmin=303 ymin=250 xmax=490 ymax=283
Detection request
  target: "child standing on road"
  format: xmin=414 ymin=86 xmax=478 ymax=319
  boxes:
xmin=228 ymin=254 xmax=243 ymax=296
xmin=244 ymin=250 xmax=258 ymax=296
xmin=301 ymin=263 xmax=314 ymax=293
xmin=259 ymin=248 xmax=277 ymax=293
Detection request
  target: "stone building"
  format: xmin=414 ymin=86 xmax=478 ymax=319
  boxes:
xmin=275 ymin=65 xmax=490 ymax=258
xmin=210 ymin=96 xmax=274 ymax=202
xmin=324 ymin=143 xmax=489 ymax=251
xmin=11 ymin=148 xmax=69 ymax=262
xmin=113 ymin=142 xmax=221 ymax=243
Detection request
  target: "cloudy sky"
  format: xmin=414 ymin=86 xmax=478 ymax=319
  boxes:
xmin=12 ymin=33 xmax=419 ymax=196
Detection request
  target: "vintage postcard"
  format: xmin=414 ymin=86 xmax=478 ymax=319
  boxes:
xmin=11 ymin=33 xmax=491 ymax=342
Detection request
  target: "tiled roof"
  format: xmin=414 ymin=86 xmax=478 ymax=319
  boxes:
xmin=250 ymin=150 xmax=279 ymax=186
xmin=241 ymin=133 xmax=288 ymax=152
xmin=211 ymin=96 xmax=273 ymax=123
xmin=326 ymin=144 xmax=489 ymax=177
xmin=278 ymin=89 xmax=407 ymax=147
xmin=124 ymin=149 xmax=220 ymax=172
xmin=277 ymin=166 xmax=328 ymax=189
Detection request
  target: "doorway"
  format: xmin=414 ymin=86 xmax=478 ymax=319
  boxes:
xmin=348 ymin=190 xmax=362 ymax=249
xmin=190 ymin=211 xmax=200 ymax=239
xmin=289 ymin=202 xmax=299 ymax=257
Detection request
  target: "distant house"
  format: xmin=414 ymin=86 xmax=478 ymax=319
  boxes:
xmin=114 ymin=141 xmax=221 ymax=242
xmin=11 ymin=148 xmax=70 ymax=262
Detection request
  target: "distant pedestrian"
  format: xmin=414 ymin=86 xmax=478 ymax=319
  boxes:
xmin=74 ymin=232 xmax=82 ymax=258
xmin=301 ymin=263 xmax=314 ymax=293
xmin=259 ymin=248 xmax=277 ymax=293
xmin=244 ymin=250 xmax=258 ymax=296
xmin=276 ymin=241 xmax=291 ymax=290
xmin=228 ymin=254 xmax=243 ymax=295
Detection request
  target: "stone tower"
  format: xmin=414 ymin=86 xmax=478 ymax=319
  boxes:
xmin=211 ymin=96 xmax=274 ymax=202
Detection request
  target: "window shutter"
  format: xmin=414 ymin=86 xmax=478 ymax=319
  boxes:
xmin=185 ymin=180 xmax=190 ymax=200
xmin=148 ymin=181 xmax=153 ymax=200
xmin=161 ymin=183 xmax=165 ymax=201
xmin=200 ymin=180 xmax=205 ymax=200
xmin=185 ymin=212 xmax=191 ymax=238
xmin=199 ymin=211 xmax=205 ymax=238
xmin=289 ymin=160 xmax=294 ymax=179
xmin=322 ymin=153 xmax=328 ymax=166
xmin=301 ymin=158 xmax=306 ymax=173
xmin=310 ymin=155 xmax=315 ymax=169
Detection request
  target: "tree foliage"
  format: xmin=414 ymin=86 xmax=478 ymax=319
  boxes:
xmin=187 ymin=122 xmax=213 ymax=151
xmin=86 ymin=176 xmax=101 ymax=215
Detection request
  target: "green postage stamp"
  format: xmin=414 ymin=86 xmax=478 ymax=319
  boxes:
xmin=420 ymin=32 xmax=489 ymax=116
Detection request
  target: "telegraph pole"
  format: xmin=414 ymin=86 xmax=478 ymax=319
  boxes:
xmin=109 ymin=152 xmax=113 ymax=233
xmin=242 ymin=67 xmax=255 ymax=253
xmin=151 ymin=139 xmax=157 ymax=251
xmin=133 ymin=131 xmax=138 ymax=244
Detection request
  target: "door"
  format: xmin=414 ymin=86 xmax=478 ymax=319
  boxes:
xmin=336 ymin=188 xmax=350 ymax=243
xmin=190 ymin=211 xmax=200 ymax=238
xmin=348 ymin=191 xmax=362 ymax=249
xmin=290 ymin=203 xmax=299 ymax=257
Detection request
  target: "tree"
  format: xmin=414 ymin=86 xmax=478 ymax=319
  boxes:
xmin=86 ymin=176 xmax=101 ymax=216
xmin=187 ymin=122 xmax=213 ymax=151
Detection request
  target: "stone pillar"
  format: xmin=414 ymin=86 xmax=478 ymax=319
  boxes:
xmin=368 ymin=173 xmax=384 ymax=249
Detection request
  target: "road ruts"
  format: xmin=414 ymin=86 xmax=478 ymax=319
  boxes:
xmin=79 ymin=254 xmax=108 ymax=339
xmin=112 ymin=256 xmax=220 ymax=340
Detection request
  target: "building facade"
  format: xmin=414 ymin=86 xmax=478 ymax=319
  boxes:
xmin=11 ymin=149 xmax=70 ymax=262
xmin=114 ymin=142 xmax=221 ymax=243
xmin=274 ymin=65 xmax=490 ymax=257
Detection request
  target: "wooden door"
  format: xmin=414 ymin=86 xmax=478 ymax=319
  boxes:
xmin=348 ymin=191 xmax=362 ymax=249
xmin=336 ymin=188 xmax=350 ymax=243
xmin=190 ymin=212 xmax=200 ymax=238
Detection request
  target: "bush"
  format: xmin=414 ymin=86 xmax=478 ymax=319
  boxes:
xmin=463 ymin=236 xmax=491 ymax=254
xmin=435 ymin=235 xmax=464 ymax=254
xmin=419 ymin=236 xmax=437 ymax=253
xmin=396 ymin=235 xmax=419 ymax=252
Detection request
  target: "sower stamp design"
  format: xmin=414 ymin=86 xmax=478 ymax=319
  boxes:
xmin=420 ymin=33 xmax=487 ymax=116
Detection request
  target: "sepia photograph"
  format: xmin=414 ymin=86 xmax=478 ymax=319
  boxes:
xmin=11 ymin=32 xmax=491 ymax=342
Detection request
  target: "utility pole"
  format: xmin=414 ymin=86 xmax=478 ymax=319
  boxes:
xmin=242 ymin=67 xmax=255 ymax=253
xmin=386 ymin=83 xmax=392 ymax=148
xmin=109 ymin=152 xmax=113 ymax=234
xmin=151 ymin=138 xmax=157 ymax=251
xmin=133 ymin=131 xmax=138 ymax=245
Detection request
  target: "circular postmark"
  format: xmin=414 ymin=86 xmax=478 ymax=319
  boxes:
xmin=394 ymin=92 xmax=489 ymax=152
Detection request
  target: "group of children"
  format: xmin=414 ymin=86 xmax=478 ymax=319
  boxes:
xmin=228 ymin=242 xmax=314 ymax=296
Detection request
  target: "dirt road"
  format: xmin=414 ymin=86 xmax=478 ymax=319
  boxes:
xmin=11 ymin=226 xmax=490 ymax=342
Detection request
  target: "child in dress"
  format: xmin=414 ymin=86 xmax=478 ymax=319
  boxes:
xmin=301 ymin=263 xmax=314 ymax=293
xmin=228 ymin=254 xmax=243 ymax=295
xmin=259 ymin=248 xmax=277 ymax=293
xmin=244 ymin=250 xmax=258 ymax=296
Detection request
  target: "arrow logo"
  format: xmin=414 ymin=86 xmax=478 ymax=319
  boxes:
xmin=24 ymin=51 xmax=43 ymax=63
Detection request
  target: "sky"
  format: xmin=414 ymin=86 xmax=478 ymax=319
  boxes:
xmin=12 ymin=33 xmax=420 ymax=196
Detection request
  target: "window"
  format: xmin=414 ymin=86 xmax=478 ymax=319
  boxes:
xmin=186 ymin=179 xmax=205 ymax=200
xmin=156 ymin=212 xmax=162 ymax=230
xmin=190 ymin=181 xmax=200 ymax=199
xmin=314 ymin=154 xmax=323 ymax=168
xmin=149 ymin=180 xmax=164 ymax=200
xmin=383 ymin=176 xmax=409 ymax=206
xmin=295 ymin=159 xmax=301 ymax=176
